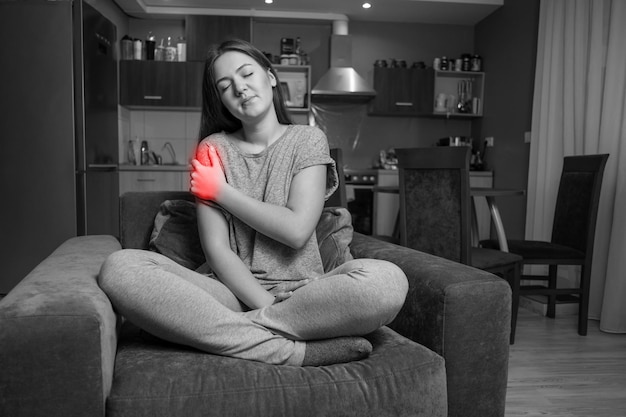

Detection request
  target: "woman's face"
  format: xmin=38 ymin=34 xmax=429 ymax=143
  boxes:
xmin=213 ymin=51 xmax=277 ymax=122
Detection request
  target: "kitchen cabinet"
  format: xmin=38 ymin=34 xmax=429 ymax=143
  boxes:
xmin=369 ymin=67 xmax=432 ymax=116
xmin=369 ymin=67 xmax=485 ymax=118
xmin=186 ymin=61 xmax=204 ymax=108
xmin=275 ymin=65 xmax=311 ymax=115
xmin=185 ymin=16 xmax=251 ymax=62
xmin=120 ymin=61 xmax=187 ymax=108
xmin=119 ymin=170 xmax=187 ymax=194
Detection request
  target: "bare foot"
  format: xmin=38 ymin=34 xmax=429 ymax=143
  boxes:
xmin=302 ymin=337 xmax=373 ymax=366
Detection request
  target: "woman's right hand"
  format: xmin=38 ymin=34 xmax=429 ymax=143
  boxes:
xmin=190 ymin=144 xmax=226 ymax=202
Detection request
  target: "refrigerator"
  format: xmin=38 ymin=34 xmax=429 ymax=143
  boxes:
xmin=0 ymin=0 xmax=119 ymax=294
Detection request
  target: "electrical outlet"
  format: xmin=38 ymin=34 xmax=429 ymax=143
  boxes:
xmin=524 ymin=131 xmax=531 ymax=143
xmin=485 ymin=136 xmax=494 ymax=147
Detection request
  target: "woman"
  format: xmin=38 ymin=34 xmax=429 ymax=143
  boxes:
xmin=99 ymin=40 xmax=407 ymax=366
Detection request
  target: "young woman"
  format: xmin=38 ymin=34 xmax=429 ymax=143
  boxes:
xmin=99 ymin=40 xmax=407 ymax=366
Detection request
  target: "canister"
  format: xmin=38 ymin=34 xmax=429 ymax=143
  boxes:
xmin=133 ymin=38 xmax=142 ymax=60
xmin=121 ymin=35 xmax=133 ymax=60
xmin=176 ymin=37 xmax=186 ymax=62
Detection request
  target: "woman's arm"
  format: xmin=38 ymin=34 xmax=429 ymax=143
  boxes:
xmin=219 ymin=164 xmax=326 ymax=249
xmin=196 ymin=202 xmax=274 ymax=309
xmin=190 ymin=146 xmax=327 ymax=249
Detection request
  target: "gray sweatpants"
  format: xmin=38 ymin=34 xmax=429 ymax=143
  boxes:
xmin=98 ymin=249 xmax=408 ymax=366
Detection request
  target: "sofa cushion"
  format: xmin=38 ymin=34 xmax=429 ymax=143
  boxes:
xmin=316 ymin=206 xmax=354 ymax=272
xmin=149 ymin=199 xmax=205 ymax=271
xmin=148 ymin=200 xmax=353 ymax=273
xmin=106 ymin=324 xmax=446 ymax=417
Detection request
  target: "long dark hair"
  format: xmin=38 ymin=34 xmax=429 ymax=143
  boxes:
xmin=198 ymin=39 xmax=292 ymax=141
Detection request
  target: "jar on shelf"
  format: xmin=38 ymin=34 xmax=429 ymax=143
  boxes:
xmin=471 ymin=54 xmax=483 ymax=72
xmin=121 ymin=35 xmax=133 ymax=60
xmin=176 ymin=37 xmax=186 ymax=62
xmin=462 ymin=54 xmax=471 ymax=71
xmin=165 ymin=37 xmax=177 ymax=62
xmin=440 ymin=56 xmax=449 ymax=71
xmin=133 ymin=38 xmax=142 ymax=60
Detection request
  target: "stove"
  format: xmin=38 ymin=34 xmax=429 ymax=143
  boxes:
xmin=343 ymin=169 xmax=378 ymax=235
xmin=344 ymin=169 xmax=378 ymax=185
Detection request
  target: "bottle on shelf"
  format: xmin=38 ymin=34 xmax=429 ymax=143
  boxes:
xmin=140 ymin=140 xmax=150 ymax=165
xmin=145 ymin=32 xmax=156 ymax=60
xmin=155 ymin=39 xmax=165 ymax=61
xmin=165 ymin=37 xmax=177 ymax=61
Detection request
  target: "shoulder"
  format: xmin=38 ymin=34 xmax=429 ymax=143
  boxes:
xmin=289 ymin=124 xmax=326 ymax=139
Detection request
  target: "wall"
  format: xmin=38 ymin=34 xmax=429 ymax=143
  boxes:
xmin=345 ymin=20 xmax=476 ymax=169
xmin=473 ymin=0 xmax=540 ymax=239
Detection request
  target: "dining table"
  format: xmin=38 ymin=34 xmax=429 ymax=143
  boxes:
xmin=372 ymin=185 xmax=526 ymax=252
xmin=469 ymin=187 xmax=526 ymax=252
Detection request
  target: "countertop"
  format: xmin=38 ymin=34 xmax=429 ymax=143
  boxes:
xmin=119 ymin=164 xmax=190 ymax=172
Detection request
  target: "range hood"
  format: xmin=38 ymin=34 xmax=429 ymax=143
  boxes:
xmin=311 ymin=22 xmax=376 ymax=101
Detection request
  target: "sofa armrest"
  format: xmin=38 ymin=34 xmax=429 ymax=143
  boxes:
xmin=350 ymin=233 xmax=511 ymax=417
xmin=0 ymin=236 xmax=122 ymax=417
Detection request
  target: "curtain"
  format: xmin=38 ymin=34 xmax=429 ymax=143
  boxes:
xmin=527 ymin=0 xmax=626 ymax=333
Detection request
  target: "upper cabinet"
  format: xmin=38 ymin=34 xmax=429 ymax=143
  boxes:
xmin=119 ymin=16 xmax=252 ymax=110
xmin=120 ymin=61 xmax=187 ymax=107
xmin=185 ymin=16 xmax=251 ymax=61
xmin=120 ymin=61 xmax=195 ymax=109
xmin=369 ymin=67 xmax=485 ymax=118
xmin=369 ymin=67 xmax=432 ymax=116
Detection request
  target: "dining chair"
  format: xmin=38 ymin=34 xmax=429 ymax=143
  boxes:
xmin=395 ymin=146 xmax=523 ymax=343
xmin=481 ymin=153 xmax=609 ymax=336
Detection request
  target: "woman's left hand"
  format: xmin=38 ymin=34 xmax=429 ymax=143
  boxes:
xmin=190 ymin=144 xmax=226 ymax=202
xmin=272 ymin=278 xmax=316 ymax=304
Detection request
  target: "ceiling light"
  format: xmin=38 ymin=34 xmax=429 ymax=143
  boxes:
xmin=265 ymin=0 xmax=273 ymax=4
xmin=362 ymin=3 xmax=371 ymax=9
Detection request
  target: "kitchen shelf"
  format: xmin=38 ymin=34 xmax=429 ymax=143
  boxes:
xmin=275 ymin=65 xmax=311 ymax=114
xmin=431 ymin=70 xmax=485 ymax=118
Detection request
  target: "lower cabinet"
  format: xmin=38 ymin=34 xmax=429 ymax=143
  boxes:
xmin=119 ymin=171 xmax=188 ymax=195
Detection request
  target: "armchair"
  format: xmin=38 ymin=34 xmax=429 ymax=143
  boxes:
xmin=0 ymin=190 xmax=511 ymax=417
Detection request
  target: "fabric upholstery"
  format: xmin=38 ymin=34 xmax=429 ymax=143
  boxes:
xmin=552 ymin=171 xmax=595 ymax=251
xmin=404 ymin=169 xmax=463 ymax=262
xmin=350 ymin=232 xmax=511 ymax=417
xmin=0 ymin=236 xmax=122 ymax=417
xmin=481 ymin=239 xmax=584 ymax=260
xmin=106 ymin=324 xmax=446 ymax=417
xmin=314 ymin=206 xmax=354 ymax=271
xmin=149 ymin=199 xmax=205 ymax=270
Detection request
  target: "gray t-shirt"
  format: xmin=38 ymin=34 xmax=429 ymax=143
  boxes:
xmin=201 ymin=125 xmax=338 ymax=287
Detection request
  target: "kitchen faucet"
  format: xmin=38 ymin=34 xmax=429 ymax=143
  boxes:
xmin=162 ymin=142 xmax=177 ymax=164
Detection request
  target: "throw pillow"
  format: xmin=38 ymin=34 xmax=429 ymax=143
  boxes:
xmin=149 ymin=199 xmax=206 ymax=271
xmin=316 ymin=207 xmax=354 ymax=272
